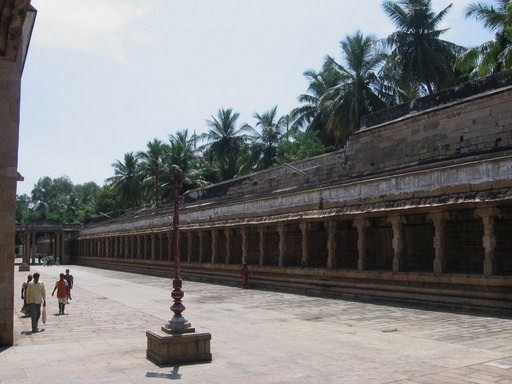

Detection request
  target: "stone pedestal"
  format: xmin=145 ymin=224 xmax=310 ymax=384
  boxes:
xmin=18 ymin=263 xmax=30 ymax=272
xmin=146 ymin=330 xmax=212 ymax=366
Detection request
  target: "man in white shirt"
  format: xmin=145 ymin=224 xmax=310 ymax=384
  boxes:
xmin=25 ymin=272 xmax=46 ymax=333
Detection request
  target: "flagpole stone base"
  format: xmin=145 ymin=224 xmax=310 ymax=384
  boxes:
xmin=146 ymin=330 xmax=212 ymax=366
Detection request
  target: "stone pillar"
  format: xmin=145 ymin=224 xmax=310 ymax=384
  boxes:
xmin=167 ymin=232 xmax=172 ymax=261
xmin=475 ymin=207 xmax=500 ymax=276
xmin=326 ymin=220 xmax=336 ymax=270
xmin=198 ymin=231 xmax=204 ymax=263
xmin=107 ymin=237 xmax=111 ymax=258
xmin=258 ymin=226 xmax=265 ymax=266
xmin=137 ymin=236 xmax=142 ymax=259
xmin=241 ymin=227 xmax=248 ymax=265
xmin=300 ymin=222 xmax=309 ymax=268
xmin=55 ymin=233 xmax=61 ymax=260
xmin=278 ymin=224 xmax=286 ymax=267
xmin=23 ymin=231 xmax=29 ymax=264
xmin=211 ymin=229 xmax=217 ymax=264
xmin=225 ymin=228 xmax=232 ymax=265
xmin=353 ymin=218 xmax=369 ymax=271
xmin=187 ymin=232 xmax=193 ymax=263
xmin=388 ymin=215 xmax=405 ymax=272
xmin=428 ymin=211 xmax=448 ymax=274
xmin=159 ymin=233 xmax=164 ymax=261
xmin=151 ymin=234 xmax=156 ymax=261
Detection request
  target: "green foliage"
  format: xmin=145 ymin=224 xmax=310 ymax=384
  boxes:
xmin=457 ymin=0 xmax=512 ymax=77
xmin=16 ymin=194 xmax=30 ymax=224
xmin=19 ymin=176 xmax=101 ymax=224
xmin=276 ymin=130 xmax=328 ymax=164
xmin=201 ymin=108 xmax=251 ymax=179
xmin=382 ymin=0 xmax=465 ymax=94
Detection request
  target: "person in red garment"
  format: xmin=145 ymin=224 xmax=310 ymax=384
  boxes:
xmin=51 ymin=273 xmax=68 ymax=315
xmin=241 ymin=263 xmax=250 ymax=289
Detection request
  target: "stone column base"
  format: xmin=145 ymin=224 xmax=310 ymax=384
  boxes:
xmin=146 ymin=330 xmax=212 ymax=366
xmin=18 ymin=263 xmax=30 ymax=272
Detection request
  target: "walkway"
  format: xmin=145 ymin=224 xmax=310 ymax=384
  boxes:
xmin=2 ymin=265 xmax=512 ymax=383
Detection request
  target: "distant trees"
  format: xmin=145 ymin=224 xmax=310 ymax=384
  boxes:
xmin=21 ymin=176 xmax=100 ymax=223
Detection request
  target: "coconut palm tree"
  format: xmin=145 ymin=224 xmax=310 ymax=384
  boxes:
xmin=383 ymin=0 xmax=465 ymax=94
xmin=290 ymin=68 xmax=343 ymax=147
xmin=320 ymin=30 xmax=390 ymax=146
xmin=137 ymin=138 xmax=170 ymax=205
xmin=457 ymin=0 xmax=512 ymax=77
xmin=247 ymin=106 xmax=287 ymax=170
xmin=107 ymin=152 xmax=144 ymax=209
xmin=201 ymin=108 xmax=250 ymax=180
xmin=167 ymin=129 xmax=208 ymax=195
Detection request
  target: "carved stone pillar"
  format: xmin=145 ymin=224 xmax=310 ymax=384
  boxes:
xmin=187 ymin=232 xmax=193 ymax=263
xmin=353 ymin=218 xmax=369 ymax=271
xmin=428 ymin=211 xmax=449 ymax=274
xmin=225 ymin=228 xmax=232 ymax=265
xmin=326 ymin=220 xmax=336 ymax=270
xmin=475 ymin=207 xmax=500 ymax=276
xmin=151 ymin=234 xmax=156 ymax=261
xmin=241 ymin=227 xmax=248 ymax=265
xmin=278 ymin=224 xmax=286 ymax=267
xmin=388 ymin=215 xmax=405 ymax=272
xmin=300 ymin=222 xmax=309 ymax=268
xmin=211 ymin=229 xmax=218 ymax=264
xmin=258 ymin=226 xmax=265 ymax=266
xmin=137 ymin=236 xmax=142 ymax=259
xmin=198 ymin=231 xmax=204 ymax=263
xmin=159 ymin=233 xmax=164 ymax=261
xmin=167 ymin=232 xmax=172 ymax=261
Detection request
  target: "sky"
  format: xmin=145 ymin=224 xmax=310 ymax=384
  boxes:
xmin=17 ymin=0 xmax=494 ymax=196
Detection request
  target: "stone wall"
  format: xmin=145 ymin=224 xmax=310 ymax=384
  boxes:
xmin=0 ymin=57 xmax=22 ymax=346
xmin=0 ymin=1 xmax=35 ymax=346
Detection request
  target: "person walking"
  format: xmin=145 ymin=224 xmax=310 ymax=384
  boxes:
xmin=52 ymin=273 xmax=68 ymax=315
xmin=20 ymin=274 xmax=32 ymax=317
xmin=25 ymin=272 xmax=46 ymax=333
xmin=241 ymin=263 xmax=250 ymax=289
xmin=64 ymin=269 xmax=74 ymax=303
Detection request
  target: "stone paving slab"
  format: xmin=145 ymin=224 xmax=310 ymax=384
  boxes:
xmin=1 ymin=265 xmax=512 ymax=383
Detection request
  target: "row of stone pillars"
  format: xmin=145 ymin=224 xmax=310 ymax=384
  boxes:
xmin=78 ymin=206 xmax=502 ymax=276
xmin=21 ymin=231 xmax=66 ymax=265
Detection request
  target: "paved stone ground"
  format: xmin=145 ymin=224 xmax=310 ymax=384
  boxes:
xmin=1 ymin=265 xmax=512 ymax=383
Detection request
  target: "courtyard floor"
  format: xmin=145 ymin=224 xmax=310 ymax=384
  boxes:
xmin=2 ymin=265 xmax=512 ymax=383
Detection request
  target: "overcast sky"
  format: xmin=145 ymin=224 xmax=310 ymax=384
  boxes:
xmin=17 ymin=0 xmax=493 ymax=196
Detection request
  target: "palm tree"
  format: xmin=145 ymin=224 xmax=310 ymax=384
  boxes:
xmin=137 ymin=138 xmax=170 ymax=205
xmin=383 ymin=0 xmax=465 ymax=94
xmin=457 ymin=0 xmax=512 ymax=77
xmin=167 ymin=129 xmax=208 ymax=195
xmin=320 ymin=30 xmax=390 ymax=146
xmin=248 ymin=106 xmax=287 ymax=170
xmin=201 ymin=108 xmax=250 ymax=180
xmin=290 ymin=68 xmax=343 ymax=147
xmin=107 ymin=152 xmax=143 ymax=208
